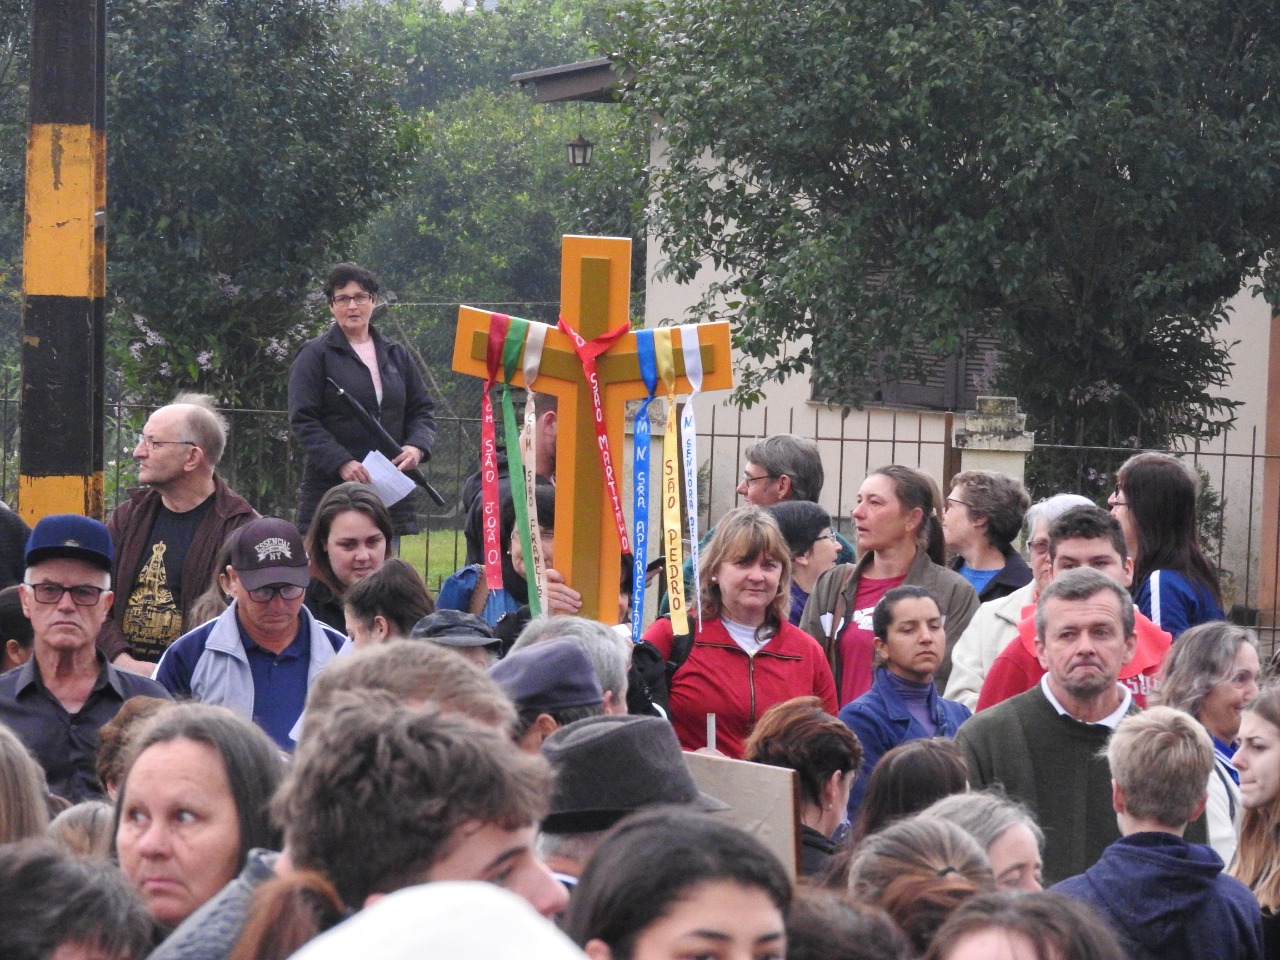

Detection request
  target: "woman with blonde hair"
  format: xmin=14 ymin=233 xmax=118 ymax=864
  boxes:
xmin=0 ymin=724 xmax=49 ymax=843
xmin=1230 ymin=684 xmax=1280 ymax=955
xmin=643 ymin=506 xmax=837 ymax=758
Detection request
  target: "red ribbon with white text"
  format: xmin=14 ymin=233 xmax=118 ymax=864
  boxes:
xmin=479 ymin=314 xmax=510 ymax=593
xmin=558 ymin=316 xmax=632 ymax=554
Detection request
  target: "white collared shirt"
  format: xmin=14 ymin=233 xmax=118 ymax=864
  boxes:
xmin=1039 ymin=673 xmax=1132 ymax=729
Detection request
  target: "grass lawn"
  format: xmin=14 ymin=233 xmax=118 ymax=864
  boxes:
xmin=398 ymin=527 xmax=467 ymax=593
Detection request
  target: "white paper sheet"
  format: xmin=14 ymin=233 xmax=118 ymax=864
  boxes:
xmin=362 ymin=450 xmax=416 ymax=507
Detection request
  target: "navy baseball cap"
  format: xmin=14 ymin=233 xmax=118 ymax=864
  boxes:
xmin=488 ymin=640 xmax=603 ymax=713
xmin=230 ymin=517 xmax=310 ymax=591
xmin=26 ymin=514 xmax=114 ymax=571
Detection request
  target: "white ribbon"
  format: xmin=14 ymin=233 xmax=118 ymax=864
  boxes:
xmin=679 ymin=325 xmax=704 ymax=628
xmin=521 ymin=322 xmax=551 ymax=608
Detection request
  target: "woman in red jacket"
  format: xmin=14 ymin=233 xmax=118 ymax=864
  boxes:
xmin=643 ymin=506 xmax=838 ymax=758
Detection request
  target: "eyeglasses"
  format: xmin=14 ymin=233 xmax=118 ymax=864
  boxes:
xmin=25 ymin=582 xmax=105 ymax=606
xmin=944 ymin=497 xmax=971 ymax=512
xmin=1028 ymin=538 xmax=1051 ymax=557
xmin=246 ymin=584 xmax=306 ymax=603
xmin=331 ymin=293 xmax=373 ymax=306
xmin=1108 ymin=493 xmax=1129 ymax=507
xmin=813 ymin=534 xmax=837 ymax=543
xmin=740 ymin=473 xmax=778 ymax=487
xmin=137 ymin=435 xmax=196 ymax=452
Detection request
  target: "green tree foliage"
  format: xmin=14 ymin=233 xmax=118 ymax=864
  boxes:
xmin=356 ymin=0 xmax=605 ymax=113
xmin=0 ymin=0 xmax=28 ymax=381
xmin=359 ymin=89 xmax=645 ymax=307
xmin=349 ymin=0 xmax=648 ymax=359
xmin=608 ymin=0 xmax=1280 ymax=459
xmin=107 ymin=0 xmax=421 ymax=411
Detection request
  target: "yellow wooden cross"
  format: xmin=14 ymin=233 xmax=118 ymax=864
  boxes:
xmin=452 ymin=235 xmax=733 ymax=623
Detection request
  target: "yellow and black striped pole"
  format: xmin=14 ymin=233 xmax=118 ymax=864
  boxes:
xmin=21 ymin=0 xmax=107 ymax=523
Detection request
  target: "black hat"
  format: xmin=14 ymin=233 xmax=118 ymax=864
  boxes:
xmin=488 ymin=640 xmax=603 ymax=713
xmin=26 ymin=514 xmax=114 ymax=571
xmin=229 ymin=518 xmax=309 ymax=591
xmin=410 ymin=610 xmax=502 ymax=650
xmin=540 ymin=714 xmax=729 ymax=833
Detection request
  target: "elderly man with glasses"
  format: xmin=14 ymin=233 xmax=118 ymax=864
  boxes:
xmin=98 ymin=395 xmax=259 ymax=677
xmin=0 ymin=514 xmax=170 ymax=801
xmin=155 ymin=517 xmax=346 ymax=750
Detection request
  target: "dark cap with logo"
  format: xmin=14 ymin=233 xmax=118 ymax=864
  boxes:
xmin=26 ymin=514 xmax=114 ymax=572
xmin=229 ymin=518 xmax=310 ymax=591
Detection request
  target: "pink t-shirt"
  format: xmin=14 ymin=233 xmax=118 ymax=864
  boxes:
xmin=351 ymin=338 xmax=383 ymax=405
xmin=838 ymin=574 xmax=906 ymax=704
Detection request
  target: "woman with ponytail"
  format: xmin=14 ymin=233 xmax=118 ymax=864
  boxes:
xmin=801 ymin=466 xmax=979 ymax=705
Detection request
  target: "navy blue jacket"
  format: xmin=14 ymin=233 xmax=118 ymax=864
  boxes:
xmin=1054 ymin=831 xmax=1262 ymax=960
xmin=838 ymin=665 xmax=970 ymax=814
xmin=948 ymin=545 xmax=1033 ymax=602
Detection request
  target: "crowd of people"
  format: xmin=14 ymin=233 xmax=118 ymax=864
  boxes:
xmin=0 ymin=262 xmax=1276 ymax=960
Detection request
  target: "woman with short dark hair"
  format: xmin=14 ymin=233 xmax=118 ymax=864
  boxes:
xmin=838 ymin=586 xmax=971 ymax=814
xmin=769 ymin=500 xmax=841 ymax=625
xmin=744 ymin=695 xmax=863 ymax=877
xmin=289 ymin=263 xmax=436 ymax=538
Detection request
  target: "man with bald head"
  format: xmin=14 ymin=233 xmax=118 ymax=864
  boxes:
xmin=99 ymin=394 xmax=259 ymax=675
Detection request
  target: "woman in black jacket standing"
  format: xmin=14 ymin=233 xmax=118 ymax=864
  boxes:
xmin=288 ymin=263 xmax=436 ymax=538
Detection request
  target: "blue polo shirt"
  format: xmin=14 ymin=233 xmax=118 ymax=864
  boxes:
xmin=239 ymin=618 xmax=311 ymax=750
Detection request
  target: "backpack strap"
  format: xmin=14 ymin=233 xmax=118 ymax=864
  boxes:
xmin=667 ymin=627 xmax=695 ymax=677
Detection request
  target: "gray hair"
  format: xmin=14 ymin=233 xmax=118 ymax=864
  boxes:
xmin=1154 ymin=621 xmax=1259 ymax=719
xmin=744 ymin=434 xmax=824 ymax=502
xmin=535 ymin=829 xmax=608 ymax=865
xmin=921 ymin=790 xmax=1044 ymax=855
xmin=511 ymin=616 xmax=632 ymax=706
xmin=1035 ymin=567 xmax=1135 ymax=640
xmin=1023 ymin=493 xmax=1094 ymax=541
xmin=170 ymin=393 xmax=229 ymax=466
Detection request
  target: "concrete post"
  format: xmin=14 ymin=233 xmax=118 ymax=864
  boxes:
xmin=952 ymin=397 xmax=1034 ymax=484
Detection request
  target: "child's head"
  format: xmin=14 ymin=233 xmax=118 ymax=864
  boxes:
xmin=1107 ymin=705 xmax=1213 ymax=830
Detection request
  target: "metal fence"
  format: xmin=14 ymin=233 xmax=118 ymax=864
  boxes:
xmin=4 ymin=390 xmax=1277 ymax=654
xmin=674 ymin=404 xmax=1280 ymax=655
